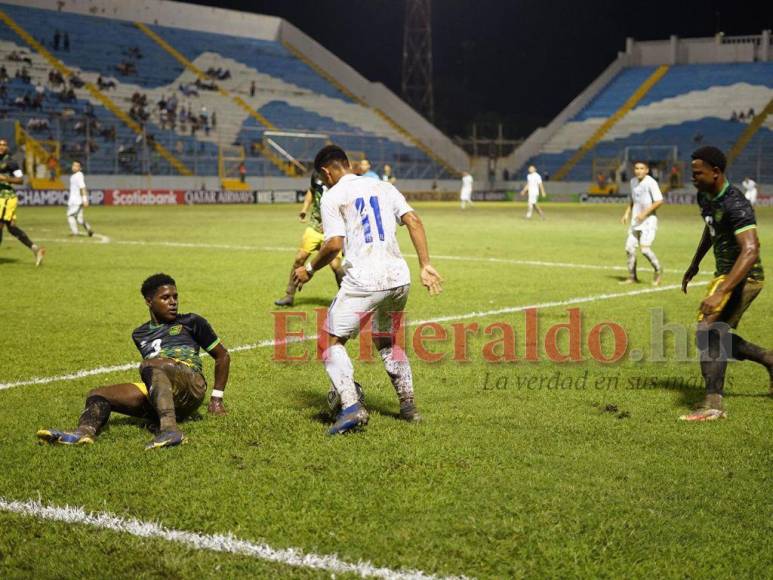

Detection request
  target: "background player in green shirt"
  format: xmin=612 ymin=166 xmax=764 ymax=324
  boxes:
xmin=681 ymin=146 xmax=772 ymax=421
xmin=275 ymin=171 xmax=344 ymax=306
xmin=37 ymin=273 xmax=231 ymax=448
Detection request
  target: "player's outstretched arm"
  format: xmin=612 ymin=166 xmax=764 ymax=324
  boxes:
xmin=682 ymin=226 xmax=712 ymax=293
xmin=621 ymin=202 xmax=632 ymax=224
xmin=207 ymin=343 xmax=230 ymax=415
xmin=293 ymin=236 xmax=342 ymax=290
xmin=402 ymin=211 xmax=443 ymax=295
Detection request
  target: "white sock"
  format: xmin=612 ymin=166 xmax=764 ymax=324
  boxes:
xmin=641 ymin=247 xmax=661 ymax=272
xmin=323 ymin=344 xmax=359 ymax=409
xmin=626 ymin=251 xmax=637 ymax=278
xmin=379 ymin=346 xmax=414 ymax=402
xmin=67 ymin=215 xmax=79 ymax=235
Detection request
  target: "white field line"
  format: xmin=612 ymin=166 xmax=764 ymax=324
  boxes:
xmin=0 ymin=497 xmax=465 ymax=580
xmin=0 ymin=282 xmax=706 ymax=391
xmin=35 ymin=236 xmax=712 ymax=275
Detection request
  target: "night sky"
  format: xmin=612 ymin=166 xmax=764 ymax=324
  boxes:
xmin=187 ymin=0 xmax=768 ymax=139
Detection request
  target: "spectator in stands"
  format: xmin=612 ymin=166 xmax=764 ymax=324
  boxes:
xmin=18 ymin=67 xmax=31 ymax=84
xmin=360 ymin=159 xmax=379 ymax=180
xmin=211 ymin=111 xmax=217 ymax=130
xmin=381 ymin=164 xmax=396 ymax=184
xmin=179 ymin=83 xmax=198 ymax=97
xmin=351 ymin=159 xmax=364 ymax=176
xmin=69 ymin=74 xmax=84 ymax=88
xmin=63 ymin=32 xmax=70 ymax=52
xmin=250 ymin=80 xmax=256 ymax=98
xmin=748 ymin=107 xmax=755 ymax=118
xmin=738 ymin=111 xmax=746 ymax=122
xmin=97 ymin=75 xmax=116 ymax=90
xmin=239 ymin=162 xmax=246 ymax=183
xmin=730 ymin=110 xmax=738 ymax=122
xmin=0 ymin=66 xmax=7 ymax=82
xmin=47 ymin=155 xmax=57 ymax=180
xmin=53 ymin=30 xmax=60 ymax=51
xmin=166 ymin=94 xmax=178 ymax=114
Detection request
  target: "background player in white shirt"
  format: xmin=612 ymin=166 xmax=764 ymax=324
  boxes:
xmin=67 ymin=161 xmax=93 ymax=236
xmin=460 ymin=171 xmax=473 ymax=209
xmin=620 ymin=161 xmax=664 ymax=285
xmin=742 ymin=177 xmax=758 ymax=205
xmin=293 ymin=145 xmax=443 ymax=435
xmin=519 ymin=165 xmax=546 ymax=219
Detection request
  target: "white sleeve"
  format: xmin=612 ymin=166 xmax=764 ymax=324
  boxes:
xmin=75 ymin=173 xmax=85 ymax=189
xmin=320 ymin=191 xmax=346 ymax=241
xmin=390 ymin=185 xmax=414 ymax=223
xmin=12 ymin=169 xmax=22 ymax=178
xmin=649 ymin=178 xmax=663 ymax=202
xmin=536 ymin=174 xmax=542 ymax=185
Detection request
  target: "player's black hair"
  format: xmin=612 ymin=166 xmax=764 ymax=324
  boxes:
xmin=632 ymin=159 xmax=649 ymax=167
xmin=691 ymin=146 xmax=727 ymax=172
xmin=313 ymin=144 xmax=349 ymax=173
xmin=141 ymin=273 xmax=176 ymax=299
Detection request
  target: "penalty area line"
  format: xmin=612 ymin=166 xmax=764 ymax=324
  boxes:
xmin=0 ymin=282 xmax=705 ymax=391
xmin=0 ymin=497 xmax=465 ymax=580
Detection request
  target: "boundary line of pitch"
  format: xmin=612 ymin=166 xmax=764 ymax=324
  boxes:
xmin=0 ymin=497 xmax=465 ymax=580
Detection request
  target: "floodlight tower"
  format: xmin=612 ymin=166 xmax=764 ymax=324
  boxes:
xmin=401 ymin=0 xmax=435 ymax=122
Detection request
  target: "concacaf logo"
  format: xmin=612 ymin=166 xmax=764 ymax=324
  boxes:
xmin=169 ymin=324 xmax=183 ymax=336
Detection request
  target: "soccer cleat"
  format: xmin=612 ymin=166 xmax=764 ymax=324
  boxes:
xmin=145 ymin=430 xmax=186 ymax=450
xmin=328 ymin=403 xmax=369 ymax=435
xmin=36 ymin=428 xmax=94 ymax=445
xmin=619 ymin=277 xmax=639 ymax=285
xmin=679 ymin=408 xmax=727 ymax=422
xmin=399 ymin=399 xmax=422 ymax=423
xmin=87 ymin=229 xmax=94 ymax=237
xmin=653 ymin=271 xmax=663 ymax=286
xmin=34 ymin=246 xmax=45 ymax=267
xmin=327 ymin=381 xmax=365 ymax=416
xmin=274 ymin=295 xmax=294 ymax=307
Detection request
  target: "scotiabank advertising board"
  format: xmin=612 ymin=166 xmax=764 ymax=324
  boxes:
xmin=16 ymin=189 xmax=300 ymax=206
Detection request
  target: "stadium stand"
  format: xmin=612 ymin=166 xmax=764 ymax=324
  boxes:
xmin=0 ymin=2 xmax=458 ymax=182
xmin=509 ymin=34 xmax=773 ymax=187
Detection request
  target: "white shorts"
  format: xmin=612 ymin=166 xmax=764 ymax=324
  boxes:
xmin=67 ymin=204 xmax=83 ymax=217
xmin=326 ymin=284 xmax=410 ymax=340
xmin=528 ymin=193 xmax=539 ymax=204
xmin=626 ymin=225 xmax=657 ymax=251
xmin=460 ymin=191 xmax=472 ymax=202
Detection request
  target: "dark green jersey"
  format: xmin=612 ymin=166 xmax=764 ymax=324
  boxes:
xmin=132 ymin=313 xmax=220 ymax=374
xmin=308 ymin=171 xmax=327 ymax=233
xmin=698 ymin=182 xmax=764 ymax=281
xmin=0 ymin=153 xmax=21 ymax=198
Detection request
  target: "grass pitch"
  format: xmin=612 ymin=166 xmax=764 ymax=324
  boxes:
xmin=0 ymin=201 xmax=771 ymax=578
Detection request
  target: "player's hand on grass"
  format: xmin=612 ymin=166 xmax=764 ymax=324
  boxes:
xmin=420 ymin=264 xmax=443 ymax=295
xmin=681 ymin=264 xmax=699 ymax=293
xmin=207 ymin=396 xmax=227 ymax=416
xmin=293 ymin=266 xmax=311 ymax=291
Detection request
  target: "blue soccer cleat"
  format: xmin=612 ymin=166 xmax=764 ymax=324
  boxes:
xmin=328 ymin=402 xmax=369 ymax=435
xmin=145 ymin=430 xmax=186 ymax=450
xmin=36 ymin=428 xmax=94 ymax=446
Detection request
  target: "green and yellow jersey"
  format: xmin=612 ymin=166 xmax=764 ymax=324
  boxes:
xmin=132 ymin=313 xmax=220 ymax=374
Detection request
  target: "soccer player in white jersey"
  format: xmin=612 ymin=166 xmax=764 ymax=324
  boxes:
xmin=293 ymin=145 xmax=443 ymax=435
xmin=519 ymin=165 xmax=546 ymax=219
xmin=67 ymin=161 xmax=93 ymax=237
xmin=460 ymin=171 xmax=473 ymax=209
xmin=620 ymin=160 xmax=664 ymax=285
xmin=742 ymin=177 xmax=758 ymax=206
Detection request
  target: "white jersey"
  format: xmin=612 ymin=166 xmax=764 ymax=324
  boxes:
xmin=527 ymin=172 xmax=542 ymax=198
xmin=321 ymin=173 xmax=413 ymax=291
xmin=743 ymin=179 xmax=758 ymax=204
xmin=68 ymin=171 xmax=86 ymax=206
xmin=460 ymin=174 xmax=473 ymax=199
xmin=629 ymin=175 xmax=663 ymax=230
